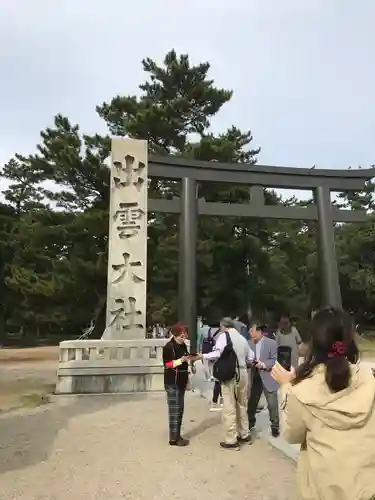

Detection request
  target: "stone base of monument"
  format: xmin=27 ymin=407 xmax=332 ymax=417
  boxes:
xmin=55 ymin=339 xmax=168 ymax=394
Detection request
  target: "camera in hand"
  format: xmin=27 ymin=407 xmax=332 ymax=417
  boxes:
xmin=277 ymin=346 xmax=292 ymax=371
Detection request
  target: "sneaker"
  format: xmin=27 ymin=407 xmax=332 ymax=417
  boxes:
xmin=220 ymin=441 xmax=240 ymax=450
xmin=210 ymin=403 xmax=222 ymax=412
xmin=237 ymin=435 xmax=252 ymax=444
xmin=271 ymin=428 xmax=280 ymax=438
xmin=219 ymin=397 xmax=224 ymax=406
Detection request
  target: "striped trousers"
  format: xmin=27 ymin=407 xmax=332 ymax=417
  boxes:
xmin=165 ymin=385 xmax=185 ymax=438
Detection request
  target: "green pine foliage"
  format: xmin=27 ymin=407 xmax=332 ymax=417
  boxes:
xmin=0 ymin=49 xmax=374 ymax=343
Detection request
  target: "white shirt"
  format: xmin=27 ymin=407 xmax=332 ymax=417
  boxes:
xmin=203 ymin=328 xmax=254 ymax=368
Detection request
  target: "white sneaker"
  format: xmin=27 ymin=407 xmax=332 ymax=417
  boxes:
xmin=210 ymin=403 xmax=222 ymax=412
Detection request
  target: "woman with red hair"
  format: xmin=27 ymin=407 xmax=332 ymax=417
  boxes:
xmin=163 ymin=323 xmax=192 ymax=446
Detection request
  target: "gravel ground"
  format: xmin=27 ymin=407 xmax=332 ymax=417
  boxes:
xmin=0 ymin=347 xmax=297 ymax=498
xmin=1 ymin=347 xmax=371 ymax=499
xmin=0 ymin=392 xmax=297 ymax=500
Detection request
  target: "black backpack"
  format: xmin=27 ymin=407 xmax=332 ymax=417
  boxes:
xmin=213 ymin=332 xmax=239 ymax=383
xmin=202 ymin=327 xmax=216 ymax=354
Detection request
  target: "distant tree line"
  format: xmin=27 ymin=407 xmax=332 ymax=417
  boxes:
xmin=1 ymin=50 xmax=375 ymax=345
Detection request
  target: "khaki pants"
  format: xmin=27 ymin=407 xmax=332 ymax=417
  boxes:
xmin=221 ymin=368 xmax=250 ymax=444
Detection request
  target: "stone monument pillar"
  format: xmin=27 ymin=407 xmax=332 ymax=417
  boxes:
xmin=102 ymin=138 xmax=148 ymax=340
xmin=57 ymin=138 xmax=171 ymax=393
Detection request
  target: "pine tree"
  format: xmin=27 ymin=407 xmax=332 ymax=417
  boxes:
xmin=97 ymin=50 xmax=263 ymax=321
xmin=0 ymin=49 xmax=320 ymax=338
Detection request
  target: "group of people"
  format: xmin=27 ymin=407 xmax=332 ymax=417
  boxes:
xmin=162 ymin=308 xmax=375 ymax=500
xmin=163 ymin=314 xmax=303 ymax=448
xmin=200 ymin=315 xmax=303 ymax=423
xmin=146 ymin=324 xmax=169 ymax=339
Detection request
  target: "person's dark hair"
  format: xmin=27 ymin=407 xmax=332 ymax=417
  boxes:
xmin=280 ymin=313 xmax=290 ymax=319
xmin=293 ymin=307 xmax=359 ymax=393
xmin=279 ymin=314 xmax=292 ymax=333
xmin=250 ymin=319 xmax=265 ymax=331
xmin=210 ymin=321 xmax=220 ymax=328
xmin=238 ymin=313 xmax=250 ymax=327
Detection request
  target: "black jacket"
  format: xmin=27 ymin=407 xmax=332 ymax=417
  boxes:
xmin=163 ymin=338 xmax=189 ymax=389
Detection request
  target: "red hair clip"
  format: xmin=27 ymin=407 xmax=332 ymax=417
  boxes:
xmin=328 ymin=341 xmax=347 ymax=358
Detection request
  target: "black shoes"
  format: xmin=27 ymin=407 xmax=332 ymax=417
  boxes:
xmin=169 ymin=434 xmax=190 ymax=446
xmin=220 ymin=435 xmax=252 ymax=450
xmin=237 ymin=435 xmax=252 ymax=444
xmin=220 ymin=441 xmax=240 ymax=450
xmin=169 ymin=438 xmax=189 ymax=447
xmin=271 ymin=428 xmax=280 ymax=438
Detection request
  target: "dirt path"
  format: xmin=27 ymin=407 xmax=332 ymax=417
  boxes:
xmin=0 ymin=347 xmax=297 ymax=498
xmin=0 ymin=392 xmax=297 ymax=500
xmin=0 ymin=347 xmax=58 ymax=412
xmin=0 ymin=346 xmax=59 ymax=363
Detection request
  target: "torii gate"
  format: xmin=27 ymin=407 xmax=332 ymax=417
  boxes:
xmin=148 ymin=154 xmax=374 ymax=351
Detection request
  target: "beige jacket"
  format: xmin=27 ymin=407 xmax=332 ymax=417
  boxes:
xmin=281 ymin=363 xmax=375 ymax=500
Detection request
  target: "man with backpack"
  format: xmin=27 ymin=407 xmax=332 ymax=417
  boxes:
xmin=193 ymin=317 xmax=255 ymax=450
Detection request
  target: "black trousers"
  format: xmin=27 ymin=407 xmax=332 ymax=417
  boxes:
xmin=166 ymin=385 xmax=185 ymax=438
xmin=212 ymin=381 xmax=222 ymax=403
xmin=247 ymin=370 xmax=279 ymax=431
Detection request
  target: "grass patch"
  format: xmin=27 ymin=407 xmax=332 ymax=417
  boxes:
xmin=0 ymin=380 xmax=55 ymax=412
xmin=20 ymin=392 xmax=50 ymax=407
xmin=0 ymin=348 xmax=57 ymax=412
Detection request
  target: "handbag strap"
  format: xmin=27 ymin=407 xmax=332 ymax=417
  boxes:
xmin=225 ymin=331 xmax=232 ymax=346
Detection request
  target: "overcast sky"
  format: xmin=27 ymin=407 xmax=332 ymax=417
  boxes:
xmin=0 ymin=0 xmax=374 ymax=199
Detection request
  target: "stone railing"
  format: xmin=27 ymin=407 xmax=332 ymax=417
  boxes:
xmin=56 ymin=339 xmax=169 ymax=394
xmin=58 ymin=339 xmax=167 ymax=367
